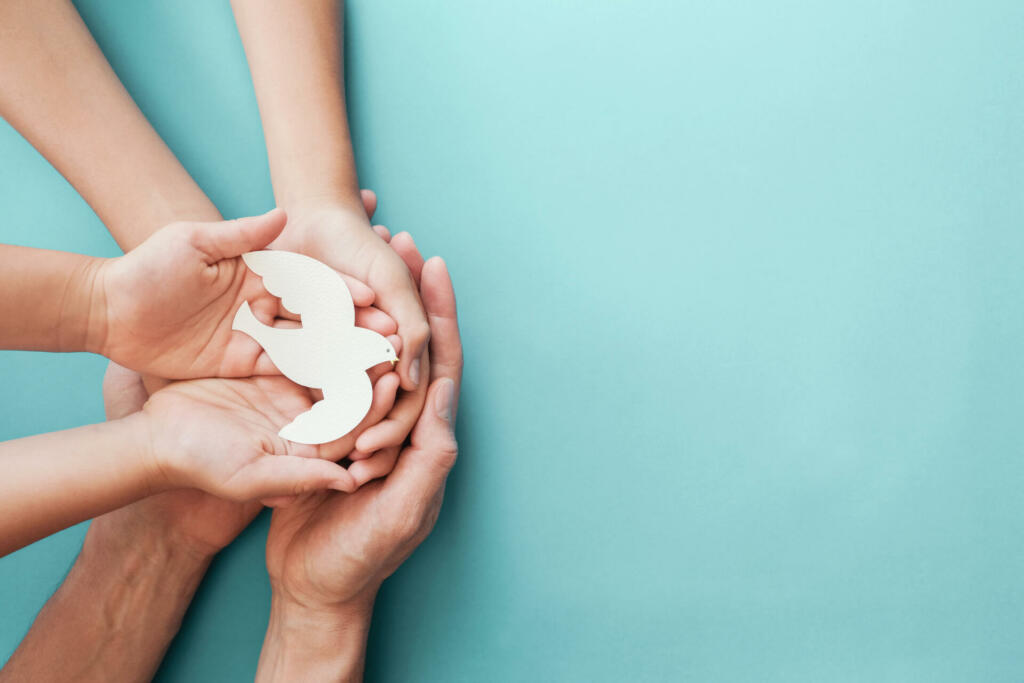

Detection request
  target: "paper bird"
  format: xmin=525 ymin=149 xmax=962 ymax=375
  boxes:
xmin=233 ymin=250 xmax=398 ymax=444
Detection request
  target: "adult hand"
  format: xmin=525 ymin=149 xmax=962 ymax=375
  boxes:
xmin=256 ymin=252 xmax=462 ymax=682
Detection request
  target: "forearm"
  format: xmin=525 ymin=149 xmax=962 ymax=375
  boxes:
xmin=0 ymin=415 xmax=159 ymax=557
xmin=0 ymin=245 xmax=107 ymax=353
xmin=0 ymin=0 xmax=219 ymax=247
xmin=231 ymin=0 xmax=363 ymax=211
xmin=256 ymin=596 xmax=373 ymax=682
xmin=0 ymin=514 xmax=212 ymax=683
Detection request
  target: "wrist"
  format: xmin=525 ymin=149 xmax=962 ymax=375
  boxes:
xmin=61 ymin=254 xmax=110 ymax=355
xmin=118 ymin=410 xmax=175 ymax=496
xmin=257 ymin=594 xmax=374 ymax=683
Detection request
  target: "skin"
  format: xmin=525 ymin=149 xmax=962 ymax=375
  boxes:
xmin=0 ymin=373 xmax=374 ymax=559
xmin=257 ymin=245 xmax=463 ymax=681
xmin=230 ymin=0 xmax=431 ymax=451
xmin=0 ymin=0 xmax=434 ymax=677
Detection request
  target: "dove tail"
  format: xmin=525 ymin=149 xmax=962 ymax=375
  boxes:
xmin=232 ymin=301 xmax=265 ymax=340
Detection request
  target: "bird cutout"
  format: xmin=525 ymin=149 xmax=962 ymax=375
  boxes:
xmin=232 ymin=250 xmax=398 ymax=444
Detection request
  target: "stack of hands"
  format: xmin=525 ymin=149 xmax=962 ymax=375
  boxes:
xmin=0 ymin=196 xmax=463 ymax=679
xmin=0 ymin=1 xmax=466 ymax=678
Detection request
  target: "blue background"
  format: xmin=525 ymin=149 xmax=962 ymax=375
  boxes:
xmin=2 ymin=1 xmax=1024 ymax=680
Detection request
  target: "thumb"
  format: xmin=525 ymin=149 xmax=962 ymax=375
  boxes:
xmin=384 ymin=378 xmax=458 ymax=501
xmin=190 ymin=208 xmax=287 ymax=263
xmin=224 ymin=454 xmax=356 ymax=501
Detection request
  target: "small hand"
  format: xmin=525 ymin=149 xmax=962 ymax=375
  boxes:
xmin=97 ymin=363 xmax=260 ymax=557
xmin=98 ymin=209 xmax=289 ymax=379
xmin=272 ymin=196 xmax=430 ymax=391
xmin=139 ymin=375 xmax=369 ymax=502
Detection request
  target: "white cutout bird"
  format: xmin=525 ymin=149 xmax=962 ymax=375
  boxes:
xmin=232 ymin=250 xmax=398 ymax=445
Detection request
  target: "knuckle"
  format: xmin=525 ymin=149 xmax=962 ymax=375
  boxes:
xmin=433 ymin=440 xmax=458 ymax=471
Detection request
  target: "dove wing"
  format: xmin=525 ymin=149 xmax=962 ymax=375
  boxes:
xmin=277 ymin=372 xmax=372 ymax=444
xmin=242 ymin=250 xmax=354 ymax=333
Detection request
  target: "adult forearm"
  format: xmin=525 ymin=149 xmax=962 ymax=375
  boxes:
xmin=0 ymin=515 xmax=211 ymax=683
xmin=231 ymin=0 xmax=363 ymax=211
xmin=256 ymin=596 xmax=373 ymax=682
xmin=0 ymin=415 xmax=157 ymax=557
xmin=0 ymin=0 xmax=219 ymax=247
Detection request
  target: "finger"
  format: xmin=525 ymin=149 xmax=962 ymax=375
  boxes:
xmin=103 ymin=362 xmax=149 ymax=420
xmin=190 ymin=208 xmax=287 ymax=263
xmin=383 ymin=378 xmax=458 ymax=501
xmin=318 ymin=372 xmax=401 ymax=461
xmin=355 ymin=306 xmax=398 ymax=336
xmin=348 ymin=447 xmax=400 ymax=487
xmin=360 ymin=189 xmax=378 ymax=219
xmin=261 ymin=494 xmax=300 ymax=507
xmin=390 ymin=232 xmax=426 ymax=287
xmin=230 ymin=455 xmax=356 ymax=500
xmin=356 ymin=347 xmax=428 ymax=453
xmin=420 ymin=257 xmax=463 ymax=420
xmin=341 ymin=273 xmax=375 ymax=307
xmin=372 ymin=224 xmax=392 ymax=242
xmin=384 ymin=284 xmax=431 ymax=390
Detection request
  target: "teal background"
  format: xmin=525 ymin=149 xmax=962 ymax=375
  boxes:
xmin=2 ymin=0 xmax=1023 ymax=680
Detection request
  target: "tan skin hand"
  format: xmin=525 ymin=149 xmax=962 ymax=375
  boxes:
xmin=140 ymin=376 xmax=358 ymax=501
xmin=100 ymin=209 xmax=286 ymax=379
xmin=265 ymin=255 xmax=462 ymax=612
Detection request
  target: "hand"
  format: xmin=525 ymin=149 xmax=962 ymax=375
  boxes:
xmin=256 ymin=254 xmax=462 ymax=681
xmin=96 ymin=209 xmax=288 ymax=379
xmin=139 ymin=375 xmax=375 ymax=502
xmin=269 ymin=197 xmax=430 ymax=458
xmin=97 ymin=362 xmax=261 ymax=558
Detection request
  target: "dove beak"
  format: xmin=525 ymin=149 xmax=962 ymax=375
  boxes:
xmin=391 ymin=358 xmax=399 ymax=368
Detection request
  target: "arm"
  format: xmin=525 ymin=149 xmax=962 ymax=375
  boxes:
xmin=0 ymin=366 xmax=248 ymax=683
xmin=0 ymin=513 xmax=212 ymax=683
xmin=0 ymin=416 xmax=155 ymax=557
xmin=0 ymin=0 xmax=220 ymax=246
xmin=0 ymin=375 xmax=361 ymax=559
xmin=0 ymin=245 xmax=105 ymax=353
xmin=230 ymin=0 xmax=431 ymax=393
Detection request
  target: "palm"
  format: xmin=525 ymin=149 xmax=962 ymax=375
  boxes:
xmin=143 ymin=376 xmax=321 ymax=496
xmin=266 ymin=481 xmax=409 ymax=607
xmin=104 ymin=234 xmax=280 ymax=379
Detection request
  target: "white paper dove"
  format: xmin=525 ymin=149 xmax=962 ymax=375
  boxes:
xmin=232 ymin=250 xmax=398 ymax=445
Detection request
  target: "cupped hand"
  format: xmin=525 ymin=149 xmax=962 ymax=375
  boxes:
xmin=140 ymin=375 xmax=365 ymax=502
xmin=269 ymin=198 xmax=430 ymax=392
xmin=264 ymin=255 xmax=462 ymax=611
xmin=99 ymin=209 xmax=289 ymax=379
xmin=97 ymin=363 xmax=261 ymax=557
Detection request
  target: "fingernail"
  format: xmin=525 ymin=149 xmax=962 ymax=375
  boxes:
xmin=410 ymin=358 xmax=421 ymax=386
xmin=434 ymin=378 xmax=454 ymax=423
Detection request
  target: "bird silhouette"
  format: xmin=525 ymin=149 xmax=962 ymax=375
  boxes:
xmin=232 ymin=250 xmax=398 ymax=444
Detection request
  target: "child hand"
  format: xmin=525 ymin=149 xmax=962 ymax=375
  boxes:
xmin=138 ymin=376 xmax=358 ymax=502
xmin=96 ymin=208 xmax=390 ymax=380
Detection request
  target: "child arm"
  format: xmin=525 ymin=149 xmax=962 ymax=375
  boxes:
xmin=0 ymin=244 xmax=107 ymax=353
xmin=0 ymin=415 xmax=156 ymax=557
